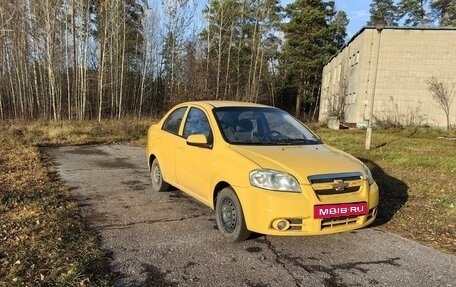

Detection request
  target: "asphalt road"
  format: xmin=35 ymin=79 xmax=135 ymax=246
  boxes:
xmin=44 ymin=144 xmax=456 ymax=287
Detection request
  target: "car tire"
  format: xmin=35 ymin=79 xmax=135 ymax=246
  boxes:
xmin=216 ymin=187 xmax=251 ymax=242
xmin=150 ymin=158 xmax=169 ymax=192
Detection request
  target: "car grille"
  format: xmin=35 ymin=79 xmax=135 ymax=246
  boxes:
xmin=288 ymin=219 xmax=303 ymax=231
xmin=309 ymin=173 xmax=363 ymax=184
xmin=321 ymin=216 xmax=358 ymax=229
xmin=308 ymin=172 xmax=364 ymax=195
xmin=320 ymin=208 xmax=376 ymax=230
xmin=314 ymin=186 xmax=360 ymax=195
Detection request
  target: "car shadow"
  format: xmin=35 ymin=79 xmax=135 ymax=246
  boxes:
xmin=359 ymin=158 xmax=409 ymax=227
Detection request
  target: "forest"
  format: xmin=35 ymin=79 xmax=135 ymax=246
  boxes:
xmin=0 ymin=0 xmax=454 ymax=121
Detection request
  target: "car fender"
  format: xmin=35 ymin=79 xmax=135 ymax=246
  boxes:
xmin=209 ymin=147 xmax=259 ymax=228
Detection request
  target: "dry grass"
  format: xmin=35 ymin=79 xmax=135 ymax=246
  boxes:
xmin=7 ymin=118 xmax=153 ymax=146
xmin=0 ymin=119 xmax=153 ymax=286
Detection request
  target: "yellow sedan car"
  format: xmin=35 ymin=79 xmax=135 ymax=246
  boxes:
xmin=146 ymin=101 xmax=379 ymax=241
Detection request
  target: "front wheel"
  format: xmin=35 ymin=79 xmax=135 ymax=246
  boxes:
xmin=150 ymin=158 xmax=169 ymax=192
xmin=215 ymin=187 xmax=251 ymax=241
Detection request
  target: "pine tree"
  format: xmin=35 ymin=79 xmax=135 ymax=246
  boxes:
xmin=430 ymin=0 xmax=456 ymax=26
xmin=281 ymin=0 xmax=345 ymax=118
xmin=368 ymin=0 xmax=400 ymax=26
xmin=332 ymin=11 xmax=349 ymax=48
xmin=398 ymin=0 xmax=432 ymax=26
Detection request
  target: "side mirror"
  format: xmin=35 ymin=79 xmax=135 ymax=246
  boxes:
xmin=186 ymin=134 xmax=211 ymax=148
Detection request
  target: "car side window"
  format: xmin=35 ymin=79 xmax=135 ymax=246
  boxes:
xmin=162 ymin=107 xmax=187 ymax=135
xmin=183 ymin=107 xmax=212 ymax=141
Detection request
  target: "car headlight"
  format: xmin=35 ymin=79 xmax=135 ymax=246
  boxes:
xmin=249 ymin=169 xmax=301 ymax=192
xmin=363 ymin=164 xmax=375 ymax=185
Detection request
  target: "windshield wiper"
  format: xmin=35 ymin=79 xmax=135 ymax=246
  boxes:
xmin=270 ymin=138 xmax=322 ymax=145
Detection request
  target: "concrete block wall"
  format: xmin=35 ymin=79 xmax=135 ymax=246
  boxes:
xmin=320 ymin=27 xmax=456 ymax=128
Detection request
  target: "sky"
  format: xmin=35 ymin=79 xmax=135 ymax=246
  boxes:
xmin=280 ymin=0 xmax=372 ymax=39
xmin=151 ymin=0 xmax=373 ymax=42
xmin=333 ymin=0 xmax=371 ymax=39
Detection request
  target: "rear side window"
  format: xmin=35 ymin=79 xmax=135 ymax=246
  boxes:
xmin=162 ymin=107 xmax=187 ymax=135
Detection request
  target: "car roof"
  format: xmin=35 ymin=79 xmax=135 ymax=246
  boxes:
xmin=183 ymin=100 xmax=271 ymax=109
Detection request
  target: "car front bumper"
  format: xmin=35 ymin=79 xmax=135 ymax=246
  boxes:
xmin=235 ymin=181 xmax=379 ymax=236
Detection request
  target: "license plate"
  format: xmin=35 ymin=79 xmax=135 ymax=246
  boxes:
xmin=314 ymin=202 xmax=368 ymax=219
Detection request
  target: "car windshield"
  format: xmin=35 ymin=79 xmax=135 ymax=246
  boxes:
xmin=213 ymin=107 xmax=322 ymax=145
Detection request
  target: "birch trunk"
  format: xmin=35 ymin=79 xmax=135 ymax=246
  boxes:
xmin=215 ymin=5 xmax=224 ymax=100
xmin=45 ymin=0 xmax=57 ymax=120
xmin=98 ymin=0 xmax=108 ymax=122
xmin=224 ymin=22 xmax=234 ymax=99
xmin=205 ymin=24 xmax=210 ymax=95
xmin=247 ymin=19 xmax=259 ymax=101
xmin=71 ymin=0 xmax=78 ymax=119
xmin=65 ymin=12 xmax=71 ymax=119
xmin=118 ymin=5 xmax=126 ymax=119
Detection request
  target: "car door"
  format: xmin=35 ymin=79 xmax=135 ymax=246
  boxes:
xmin=175 ymin=106 xmax=214 ymax=206
xmin=159 ymin=106 xmax=187 ymax=184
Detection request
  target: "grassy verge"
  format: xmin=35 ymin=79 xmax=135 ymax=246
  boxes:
xmin=0 ymin=119 xmax=152 ymax=286
xmin=0 ymin=120 xmax=454 ymax=287
xmin=311 ymin=125 xmax=456 ymax=253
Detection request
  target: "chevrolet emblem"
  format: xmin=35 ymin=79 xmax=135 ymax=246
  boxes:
xmin=332 ymin=179 xmax=349 ymax=191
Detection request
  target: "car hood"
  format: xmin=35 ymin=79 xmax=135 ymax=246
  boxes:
xmin=230 ymin=144 xmax=364 ymax=184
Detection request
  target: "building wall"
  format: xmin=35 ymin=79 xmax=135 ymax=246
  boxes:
xmin=319 ymin=28 xmax=456 ymax=128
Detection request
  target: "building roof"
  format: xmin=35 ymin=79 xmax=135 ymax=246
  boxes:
xmin=326 ymin=26 xmax=456 ymax=64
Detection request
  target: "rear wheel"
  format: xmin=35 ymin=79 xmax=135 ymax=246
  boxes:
xmin=150 ymin=158 xmax=169 ymax=192
xmin=215 ymin=187 xmax=251 ymax=241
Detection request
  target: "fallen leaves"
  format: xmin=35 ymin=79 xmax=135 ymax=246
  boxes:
xmin=1 ymin=128 xmax=114 ymax=286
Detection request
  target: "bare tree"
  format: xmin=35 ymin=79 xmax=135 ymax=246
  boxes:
xmin=0 ymin=0 xmax=283 ymax=121
xmin=427 ymin=76 xmax=454 ymax=130
xmin=215 ymin=1 xmax=225 ymax=100
xmin=327 ymin=78 xmax=349 ymax=121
